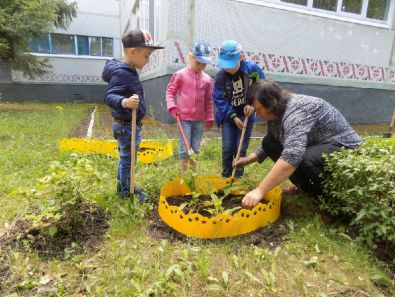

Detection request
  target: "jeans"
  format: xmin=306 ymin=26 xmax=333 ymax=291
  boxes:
xmin=178 ymin=120 xmax=204 ymax=159
xmin=261 ymin=133 xmax=341 ymax=197
xmin=112 ymin=122 xmax=141 ymax=197
xmin=221 ymin=117 xmax=254 ymax=178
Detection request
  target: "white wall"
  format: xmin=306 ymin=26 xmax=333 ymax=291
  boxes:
xmin=160 ymin=0 xmax=395 ymax=89
xmin=12 ymin=0 xmax=121 ymax=84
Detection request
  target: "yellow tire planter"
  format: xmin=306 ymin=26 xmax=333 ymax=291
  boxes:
xmin=59 ymin=138 xmax=173 ymax=164
xmin=159 ymin=176 xmax=282 ymax=238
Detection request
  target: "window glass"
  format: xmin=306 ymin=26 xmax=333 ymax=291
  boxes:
xmin=367 ymin=0 xmax=390 ymax=20
xmin=313 ymin=0 xmax=338 ymax=11
xmin=51 ymin=33 xmax=75 ymax=55
xmin=90 ymin=37 xmax=101 ymax=56
xmin=341 ymin=0 xmax=362 ymax=13
xmin=30 ymin=34 xmax=50 ymax=54
xmin=281 ymin=0 xmax=307 ymax=5
xmin=77 ymin=35 xmax=89 ymax=55
xmin=102 ymin=38 xmax=113 ymax=56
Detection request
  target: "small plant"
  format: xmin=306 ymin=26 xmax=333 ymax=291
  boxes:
xmin=203 ymin=186 xmax=242 ymax=216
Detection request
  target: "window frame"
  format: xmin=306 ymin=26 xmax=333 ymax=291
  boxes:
xmin=251 ymin=0 xmax=393 ymax=26
xmin=29 ymin=34 xmax=114 ymax=57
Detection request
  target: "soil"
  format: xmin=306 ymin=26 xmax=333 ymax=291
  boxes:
xmin=166 ymin=193 xmax=259 ymax=217
xmin=0 ymin=203 xmax=108 ymax=260
xmin=67 ymin=108 xmax=93 ymax=138
xmin=0 ymin=250 xmax=9 ymax=287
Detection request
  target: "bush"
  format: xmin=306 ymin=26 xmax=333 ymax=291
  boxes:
xmin=321 ymin=137 xmax=395 ymax=246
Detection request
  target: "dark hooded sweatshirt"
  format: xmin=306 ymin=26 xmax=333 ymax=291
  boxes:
xmin=102 ymin=59 xmax=146 ymax=124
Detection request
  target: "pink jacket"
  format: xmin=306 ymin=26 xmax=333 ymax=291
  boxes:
xmin=166 ymin=67 xmax=214 ymax=124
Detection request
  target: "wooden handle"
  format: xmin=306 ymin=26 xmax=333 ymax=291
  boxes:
xmin=232 ymin=116 xmax=249 ymax=178
xmin=130 ymin=108 xmax=137 ymax=196
xmin=176 ymin=114 xmax=192 ymax=154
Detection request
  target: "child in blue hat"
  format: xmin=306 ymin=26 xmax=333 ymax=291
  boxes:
xmin=212 ymin=40 xmax=266 ymax=178
xmin=166 ymin=40 xmax=214 ymax=173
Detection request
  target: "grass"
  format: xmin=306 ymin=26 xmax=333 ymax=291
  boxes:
xmin=0 ymin=102 xmax=393 ymax=297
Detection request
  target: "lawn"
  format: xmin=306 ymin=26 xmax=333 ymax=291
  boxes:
xmin=0 ymin=102 xmax=393 ymax=297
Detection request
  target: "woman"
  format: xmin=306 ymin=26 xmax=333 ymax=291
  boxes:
xmin=233 ymin=80 xmax=362 ymax=209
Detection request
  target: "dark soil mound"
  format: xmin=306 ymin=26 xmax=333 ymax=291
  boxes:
xmin=0 ymin=203 xmax=108 ymax=259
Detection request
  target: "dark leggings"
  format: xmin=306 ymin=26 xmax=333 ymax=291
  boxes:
xmin=261 ymin=134 xmax=341 ymax=197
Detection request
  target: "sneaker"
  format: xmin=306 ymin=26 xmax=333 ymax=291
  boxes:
xmin=134 ymin=187 xmax=151 ymax=203
xmin=282 ymin=185 xmax=300 ymax=195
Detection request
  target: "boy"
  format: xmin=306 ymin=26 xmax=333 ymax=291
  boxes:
xmin=213 ymin=40 xmax=266 ymax=178
xmin=102 ymin=28 xmax=164 ymax=200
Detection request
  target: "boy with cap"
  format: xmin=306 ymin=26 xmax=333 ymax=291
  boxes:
xmin=166 ymin=40 xmax=214 ymax=173
xmin=102 ymin=28 xmax=163 ymax=200
xmin=213 ymin=40 xmax=265 ymax=178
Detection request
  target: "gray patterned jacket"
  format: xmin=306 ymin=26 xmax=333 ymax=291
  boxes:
xmin=255 ymin=94 xmax=362 ymax=166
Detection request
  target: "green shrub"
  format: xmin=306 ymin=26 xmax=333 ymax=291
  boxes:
xmin=321 ymin=137 xmax=395 ymax=246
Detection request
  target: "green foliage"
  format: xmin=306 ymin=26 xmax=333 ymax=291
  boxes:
xmin=22 ymin=155 xmax=103 ymax=238
xmin=203 ymin=186 xmax=242 ymax=216
xmin=0 ymin=0 xmax=77 ymax=78
xmin=321 ymin=137 xmax=395 ymax=246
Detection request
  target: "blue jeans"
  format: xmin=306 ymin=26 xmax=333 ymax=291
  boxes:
xmin=221 ymin=117 xmax=254 ymax=178
xmin=178 ymin=120 xmax=204 ymax=159
xmin=112 ymin=122 xmax=141 ymax=197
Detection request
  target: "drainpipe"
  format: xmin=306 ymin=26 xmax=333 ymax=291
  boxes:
xmin=385 ymin=1 xmax=395 ymax=84
xmin=187 ymin=0 xmax=196 ymax=49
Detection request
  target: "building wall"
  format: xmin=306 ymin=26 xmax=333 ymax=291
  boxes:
xmin=142 ymin=74 xmax=395 ymax=124
xmin=139 ymin=0 xmax=395 ymax=124
xmin=162 ymin=0 xmax=395 ymax=90
xmin=1 ymin=0 xmax=121 ymax=102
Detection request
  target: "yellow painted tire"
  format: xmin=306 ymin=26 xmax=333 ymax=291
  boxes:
xmin=59 ymin=138 xmax=173 ymax=164
xmin=159 ymin=176 xmax=282 ymax=238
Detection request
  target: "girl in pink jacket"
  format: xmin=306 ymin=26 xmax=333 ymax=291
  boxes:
xmin=166 ymin=40 xmax=214 ymax=173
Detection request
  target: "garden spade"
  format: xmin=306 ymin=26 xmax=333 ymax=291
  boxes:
xmin=232 ymin=115 xmax=250 ymax=179
xmin=176 ymin=114 xmax=194 ymax=156
xmin=383 ymin=108 xmax=395 ymax=138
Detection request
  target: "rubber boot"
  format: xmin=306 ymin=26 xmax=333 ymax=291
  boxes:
xmin=179 ymin=158 xmax=188 ymax=174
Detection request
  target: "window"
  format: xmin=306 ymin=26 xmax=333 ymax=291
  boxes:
xmin=29 ymin=34 xmax=113 ymax=57
xmin=313 ymin=0 xmax=337 ymax=11
xmin=89 ymin=37 xmax=101 ymax=56
xmin=277 ymin=0 xmax=392 ymax=22
xmin=102 ymin=38 xmax=114 ymax=57
xmin=51 ymin=33 xmax=75 ymax=55
xmin=367 ymin=0 xmax=390 ymax=20
xmin=29 ymin=34 xmax=50 ymax=54
xmin=77 ymin=36 xmax=89 ymax=55
xmin=282 ymin=0 xmax=307 ymax=4
xmin=342 ymin=0 xmax=363 ymax=14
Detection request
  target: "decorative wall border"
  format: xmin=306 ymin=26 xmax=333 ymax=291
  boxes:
xmin=171 ymin=41 xmax=395 ymax=84
xmin=10 ymin=40 xmax=395 ymax=85
xmin=12 ymin=72 xmax=104 ymax=84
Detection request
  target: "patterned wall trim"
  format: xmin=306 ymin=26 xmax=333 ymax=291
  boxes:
xmin=12 ymin=71 xmax=104 ymax=84
xmin=170 ymin=40 xmax=395 ymax=84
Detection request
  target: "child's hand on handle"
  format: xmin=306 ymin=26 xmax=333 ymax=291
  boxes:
xmin=233 ymin=117 xmax=244 ymax=130
xmin=169 ymin=107 xmax=178 ymax=119
xmin=122 ymin=94 xmax=139 ymax=109
xmin=244 ymin=105 xmax=255 ymax=117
